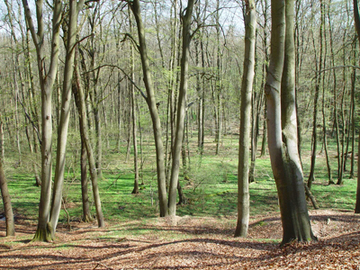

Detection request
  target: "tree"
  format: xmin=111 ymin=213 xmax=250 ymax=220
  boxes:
xmin=22 ymin=0 xmax=63 ymax=242
xmin=307 ymin=1 xmax=322 ymax=190
xmin=72 ymin=49 xmax=105 ymax=228
xmin=168 ymin=0 xmax=195 ymax=216
xmin=234 ymin=0 xmax=256 ymax=238
xmin=265 ymin=0 xmax=316 ymax=245
xmin=353 ymin=0 xmax=360 ymax=213
xmin=50 ymin=0 xmax=85 ymax=234
xmin=129 ymin=0 xmax=168 ymax=217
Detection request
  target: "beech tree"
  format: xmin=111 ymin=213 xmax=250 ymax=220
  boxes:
xmin=22 ymin=0 xmax=63 ymax=242
xmin=50 ymin=0 xmax=85 ymax=234
xmin=234 ymin=0 xmax=256 ymax=238
xmin=265 ymin=0 xmax=317 ymax=245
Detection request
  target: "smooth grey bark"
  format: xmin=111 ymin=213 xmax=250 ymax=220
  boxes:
xmin=50 ymin=0 xmax=84 ymax=234
xmin=168 ymin=0 xmax=195 ymax=216
xmin=23 ymin=0 xmax=62 ymax=242
xmin=265 ymin=0 xmax=316 ymax=245
xmin=234 ymin=0 xmax=256 ymax=238
xmin=129 ymin=0 xmax=168 ymax=217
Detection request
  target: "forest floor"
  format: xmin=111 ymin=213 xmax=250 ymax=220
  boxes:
xmin=0 ymin=209 xmax=359 ymax=269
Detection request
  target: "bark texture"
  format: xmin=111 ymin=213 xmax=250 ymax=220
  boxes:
xmin=168 ymin=0 xmax=195 ymax=217
xmin=234 ymin=0 xmax=256 ymax=238
xmin=265 ymin=0 xmax=316 ymax=245
xmin=130 ymin=0 xmax=168 ymax=217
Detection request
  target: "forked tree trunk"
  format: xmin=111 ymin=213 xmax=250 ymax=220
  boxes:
xmin=234 ymin=0 xmax=256 ymax=238
xmin=23 ymin=0 xmax=62 ymax=242
xmin=266 ymin=0 xmax=316 ymax=245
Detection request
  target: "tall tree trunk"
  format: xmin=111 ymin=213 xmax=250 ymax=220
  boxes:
xmin=130 ymin=0 xmax=168 ymax=217
xmin=234 ymin=0 xmax=256 ymax=238
xmin=215 ymin=0 xmax=222 ymax=155
xmin=260 ymin=0 xmax=269 ymax=158
xmin=307 ymin=0 xmax=324 ymax=190
xmin=319 ymin=1 xmax=333 ymax=185
xmin=326 ymin=1 xmax=342 ymax=185
xmin=349 ymin=47 xmax=356 ymax=178
xmin=23 ymin=0 xmax=62 ymax=242
xmin=352 ymin=0 xmax=360 ymax=213
xmin=266 ymin=0 xmax=316 ymax=245
xmin=50 ymin=0 xmax=84 ymax=234
xmin=130 ymin=29 xmax=139 ymax=194
xmin=168 ymin=0 xmax=195 ymax=216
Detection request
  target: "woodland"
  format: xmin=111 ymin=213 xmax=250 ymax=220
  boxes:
xmin=0 ymin=0 xmax=360 ymax=269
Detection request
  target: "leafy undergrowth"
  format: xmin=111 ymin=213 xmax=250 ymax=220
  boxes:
xmin=0 ymin=209 xmax=359 ymax=269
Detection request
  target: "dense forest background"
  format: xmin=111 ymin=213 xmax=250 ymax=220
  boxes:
xmin=0 ymin=0 xmax=359 ymax=243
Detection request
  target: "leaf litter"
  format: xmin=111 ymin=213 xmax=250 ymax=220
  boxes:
xmin=0 ymin=209 xmax=359 ymax=269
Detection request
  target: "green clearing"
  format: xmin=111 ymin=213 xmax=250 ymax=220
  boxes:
xmin=1 ymin=133 xmax=358 ymax=229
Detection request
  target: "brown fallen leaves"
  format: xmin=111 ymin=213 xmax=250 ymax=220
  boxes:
xmin=0 ymin=209 xmax=359 ymax=269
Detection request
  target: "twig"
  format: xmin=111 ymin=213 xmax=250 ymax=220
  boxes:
xmin=304 ymin=183 xmax=319 ymax=210
xmin=61 ymin=197 xmax=72 ymax=230
xmin=93 ymin=262 xmax=115 ymax=270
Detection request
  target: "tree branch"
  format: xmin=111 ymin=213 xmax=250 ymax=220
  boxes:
xmin=83 ymin=64 xmax=148 ymax=100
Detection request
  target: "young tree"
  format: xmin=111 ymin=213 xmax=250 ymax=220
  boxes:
xmin=265 ymin=0 xmax=316 ymax=245
xmin=72 ymin=52 xmax=105 ymax=227
xmin=234 ymin=0 xmax=256 ymax=238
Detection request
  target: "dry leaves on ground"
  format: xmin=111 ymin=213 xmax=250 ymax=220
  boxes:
xmin=0 ymin=209 xmax=359 ymax=269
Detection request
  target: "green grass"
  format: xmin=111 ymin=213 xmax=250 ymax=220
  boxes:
xmin=1 ymin=132 xmax=358 ymax=229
